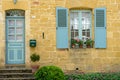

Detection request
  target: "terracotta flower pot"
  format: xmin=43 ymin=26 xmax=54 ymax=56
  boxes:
xmin=87 ymin=45 xmax=91 ymax=48
xmin=31 ymin=65 xmax=39 ymax=73
xmin=79 ymin=45 xmax=83 ymax=48
xmin=72 ymin=44 xmax=75 ymax=48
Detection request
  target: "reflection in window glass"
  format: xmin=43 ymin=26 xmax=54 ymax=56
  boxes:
xmin=70 ymin=10 xmax=91 ymax=47
xmin=70 ymin=12 xmax=79 ymax=39
xmin=82 ymin=12 xmax=91 ymax=41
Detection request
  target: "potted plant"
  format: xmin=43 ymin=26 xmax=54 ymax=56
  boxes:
xmin=71 ymin=39 xmax=76 ymax=48
xmin=85 ymin=39 xmax=94 ymax=48
xmin=30 ymin=53 xmax=40 ymax=73
xmin=78 ymin=40 xmax=83 ymax=48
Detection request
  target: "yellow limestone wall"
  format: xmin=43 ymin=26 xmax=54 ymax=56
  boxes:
xmin=0 ymin=0 xmax=120 ymax=72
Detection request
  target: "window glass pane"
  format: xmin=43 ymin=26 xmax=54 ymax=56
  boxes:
xmin=73 ymin=24 xmax=78 ymax=29
xmin=75 ymin=31 xmax=79 ymax=37
xmin=87 ymin=32 xmax=90 ymax=37
xmin=71 ymin=31 xmax=74 ymax=39
xmin=86 ymin=24 xmax=90 ymax=29
xmin=87 ymin=29 xmax=90 ymax=32
xmin=82 ymin=12 xmax=90 ymax=18
xmin=82 ymin=31 xmax=85 ymax=36
xmin=70 ymin=12 xmax=79 ymax=30
xmin=82 ymin=18 xmax=85 ymax=24
xmin=87 ymin=18 xmax=90 ymax=24
xmin=82 ymin=25 xmax=85 ymax=29
xmin=81 ymin=12 xmax=91 ymax=42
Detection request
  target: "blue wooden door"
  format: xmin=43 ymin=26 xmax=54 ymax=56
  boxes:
xmin=6 ymin=17 xmax=25 ymax=64
xmin=94 ymin=8 xmax=106 ymax=48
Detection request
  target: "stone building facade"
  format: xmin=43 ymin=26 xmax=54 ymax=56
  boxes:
xmin=0 ymin=0 xmax=120 ymax=72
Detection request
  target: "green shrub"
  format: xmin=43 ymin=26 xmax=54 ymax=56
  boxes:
xmin=34 ymin=65 xmax=65 ymax=80
xmin=65 ymin=72 xmax=120 ymax=80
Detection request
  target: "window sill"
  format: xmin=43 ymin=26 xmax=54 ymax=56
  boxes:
xmin=71 ymin=46 xmax=93 ymax=49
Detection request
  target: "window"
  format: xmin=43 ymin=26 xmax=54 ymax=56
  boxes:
xmin=56 ymin=7 xmax=106 ymax=49
xmin=70 ymin=10 xmax=91 ymax=47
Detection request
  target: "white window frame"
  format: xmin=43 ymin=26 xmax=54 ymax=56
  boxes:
xmin=70 ymin=10 xmax=92 ymax=47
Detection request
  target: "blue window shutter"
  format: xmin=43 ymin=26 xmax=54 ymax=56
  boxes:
xmin=56 ymin=7 xmax=68 ymax=48
xmin=94 ymin=8 xmax=106 ymax=48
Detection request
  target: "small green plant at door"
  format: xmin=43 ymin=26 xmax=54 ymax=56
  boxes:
xmin=30 ymin=53 xmax=40 ymax=62
xmin=30 ymin=53 xmax=40 ymax=73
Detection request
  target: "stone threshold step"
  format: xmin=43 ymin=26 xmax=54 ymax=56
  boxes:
xmin=5 ymin=64 xmax=25 ymax=68
xmin=0 ymin=69 xmax=32 ymax=73
xmin=0 ymin=78 xmax=35 ymax=80
xmin=0 ymin=68 xmax=32 ymax=70
xmin=0 ymin=73 xmax=33 ymax=75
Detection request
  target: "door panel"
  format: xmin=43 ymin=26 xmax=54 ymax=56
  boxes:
xmin=6 ymin=17 xmax=25 ymax=64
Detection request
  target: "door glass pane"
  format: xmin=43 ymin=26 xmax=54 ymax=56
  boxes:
xmin=16 ymin=20 xmax=23 ymax=26
xmin=8 ymin=35 xmax=15 ymax=40
xmin=8 ymin=20 xmax=15 ymax=26
xmin=8 ymin=27 xmax=15 ymax=34
xmin=16 ymin=27 xmax=23 ymax=34
xmin=16 ymin=35 xmax=22 ymax=41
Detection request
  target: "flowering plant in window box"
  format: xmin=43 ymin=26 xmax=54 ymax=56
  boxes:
xmin=78 ymin=40 xmax=83 ymax=48
xmin=71 ymin=39 xmax=83 ymax=48
xmin=71 ymin=39 xmax=77 ymax=48
xmin=85 ymin=39 xmax=94 ymax=48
